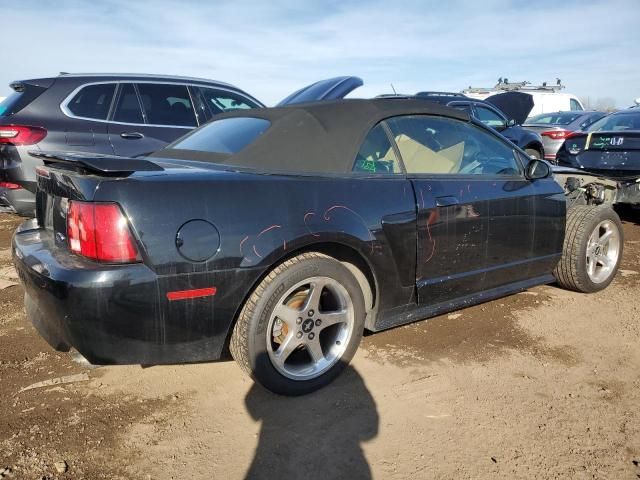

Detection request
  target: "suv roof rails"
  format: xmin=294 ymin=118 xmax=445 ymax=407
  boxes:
xmin=55 ymin=72 xmax=234 ymax=87
xmin=464 ymin=77 xmax=567 ymax=94
xmin=416 ymin=91 xmax=466 ymax=97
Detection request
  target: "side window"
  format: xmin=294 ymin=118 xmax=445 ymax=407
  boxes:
xmin=570 ymin=98 xmax=583 ymax=111
xmin=475 ymin=106 xmax=507 ymax=129
xmin=352 ymin=123 xmax=401 ymax=174
xmin=112 ymin=83 xmax=143 ymax=124
xmin=66 ymin=83 xmax=116 ymax=120
xmin=194 ymin=87 xmax=259 ymax=123
xmin=386 ymin=116 xmax=521 ymax=176
xmin=136 ymin=83 xmax=197 ymax=127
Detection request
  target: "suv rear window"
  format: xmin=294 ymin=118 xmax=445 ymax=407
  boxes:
xmin=0 ymin=84 xmax=47 ymax=117
xmin=66 ymin=83 xmax=116 ymax=120
xmin=169 ymin=117 xmax=270 ymax=154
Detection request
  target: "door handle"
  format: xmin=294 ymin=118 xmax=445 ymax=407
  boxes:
xmin=120 ymin=132 xmax=144 ymax=140
xmin=435 ymin=196 xmax=460 ymax=207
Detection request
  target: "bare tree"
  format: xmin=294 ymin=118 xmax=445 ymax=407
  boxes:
xmin=594 ymin=97 xmax=617 ymax=112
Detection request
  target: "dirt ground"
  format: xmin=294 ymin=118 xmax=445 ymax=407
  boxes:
xmin=0 ymin=210 xmax=639 ymax=480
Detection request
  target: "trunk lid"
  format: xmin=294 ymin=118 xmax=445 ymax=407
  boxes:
xmin=484 ymin=91 xmax=534 ymax=125
xmin=565 ymin=131 xmax=640 ymax=178
xmin=585 ymin=131 xmax=640 ymax=151
xmin=32 ymin=151 xmax=159 ymax=234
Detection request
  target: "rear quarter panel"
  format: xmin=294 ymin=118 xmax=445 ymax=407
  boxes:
xmin=95 ymin=172 xmax=417 ymax=337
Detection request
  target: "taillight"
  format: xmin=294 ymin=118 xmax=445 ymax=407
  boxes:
xmin=564 ymin=131 xmax=584 ymax=140
xmin=0 ymin=125 xmax=47 ymax=145
xmin=0 ymin=182 xmax=21 ymax=190
xmin=541 ymin=130 xmax=572 ymax=140
xmin=67 ymin=201 xmax=141 ymax=263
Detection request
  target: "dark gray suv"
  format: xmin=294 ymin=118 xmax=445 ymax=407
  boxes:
xmin=0 ymin=73 xmax=264 ymax=215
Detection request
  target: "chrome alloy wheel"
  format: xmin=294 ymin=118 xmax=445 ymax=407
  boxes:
xmin=266 ymin=276 xmax=355 ymax=381
xmin=586 ymin=219 xmax=621 ymax=284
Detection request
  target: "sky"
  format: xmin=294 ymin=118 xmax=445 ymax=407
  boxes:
xmin=1 ymin=0 xmax=639 ymax=107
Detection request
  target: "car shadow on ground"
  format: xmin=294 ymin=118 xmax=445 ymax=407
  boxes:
xmin=243 ymin=363 xmax=378 ymax=480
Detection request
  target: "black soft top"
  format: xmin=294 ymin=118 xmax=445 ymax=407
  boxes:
xmin=156 ymin=98 xmax=470 ymax=175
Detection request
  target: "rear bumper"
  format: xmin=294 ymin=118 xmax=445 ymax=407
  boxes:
xmin=12 ymin=222 xmax=251 ymax=365
xmin=541 ymin=138 xmax=563 ymax=161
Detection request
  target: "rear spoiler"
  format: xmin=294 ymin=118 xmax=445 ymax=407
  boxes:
xmin=30 ymin=151 xmax=164 ymax=175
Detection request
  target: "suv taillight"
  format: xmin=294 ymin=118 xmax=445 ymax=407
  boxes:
xmin=0 ymin=125 xmax=47 ymax=145
xmin=67 ymin=201 xmax=141 ymax=263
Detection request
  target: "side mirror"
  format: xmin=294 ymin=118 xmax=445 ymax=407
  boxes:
xmin=507 ymin=119 xmax=517 ymax=127
xmin=526 ymin=159 xmax=552 ymax=180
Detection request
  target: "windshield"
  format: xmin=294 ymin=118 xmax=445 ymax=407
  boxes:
xmin=525 ymin=112 xmax=582 ymax=126
xmin=168 ymin=117 xmax=270 ymax=154
xmin=588 ymin=112 xmax=640 ymax=132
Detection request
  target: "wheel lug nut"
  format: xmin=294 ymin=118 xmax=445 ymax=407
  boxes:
xmin=308 ymin=309 xmax=314 ymax=317
xmin=296 ymin=331 xmax=303 ymax=339
xmin=308 ymin=332 xmax=315 ymax=340
xmin=296 ymin=317 xmax=302 ymax=325
xmin=315 ymin=319 xmax=322 ymax=326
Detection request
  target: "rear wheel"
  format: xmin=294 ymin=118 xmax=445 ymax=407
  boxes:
xmin=230 ymin=252 xmax=366 ymax=395
xmin=554 ymin=205 xmax=623 ymax=292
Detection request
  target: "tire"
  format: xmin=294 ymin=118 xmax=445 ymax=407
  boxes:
xmin=230 ymin=252 xmax=366 ymax=396
xmin=554 ymin=205 xmax=624 ymax=293
xmin=525 ymin=148 xmax=542 ymax=159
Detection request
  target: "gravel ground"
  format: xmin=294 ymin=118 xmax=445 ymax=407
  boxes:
xmin=0 ymin=210 xmax=639 ymax=479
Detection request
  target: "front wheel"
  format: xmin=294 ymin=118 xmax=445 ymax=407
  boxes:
xmin=230 ymin=252 xmax=366 ymax=396
xmin=554 ymin=205 xmax=623 ymax=292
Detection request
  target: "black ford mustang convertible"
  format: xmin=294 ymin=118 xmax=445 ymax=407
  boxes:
xmin=12 ymin=99 xmax=623 ymax=395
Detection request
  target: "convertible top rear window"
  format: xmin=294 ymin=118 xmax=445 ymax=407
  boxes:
xmin=169 ymin=117 xmax=270 ymax=155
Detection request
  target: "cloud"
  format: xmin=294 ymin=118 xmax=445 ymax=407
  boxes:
xmin=1 ymin=0 xmax=639 ymax=106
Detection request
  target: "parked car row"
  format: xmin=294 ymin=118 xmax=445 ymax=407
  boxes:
xmin=4 ymin=72 xmax=634 ymax=217
xmin=523 ymin=111 xmax=606 ymax=161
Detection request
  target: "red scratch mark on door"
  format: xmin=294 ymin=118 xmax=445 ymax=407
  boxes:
xmin=324 ymin=205 xmax=376 ymax=253
xmin=303 ymin=212 xmax=321 ymax=237
xmin=239 ymin=236 xmax=249 ymax=256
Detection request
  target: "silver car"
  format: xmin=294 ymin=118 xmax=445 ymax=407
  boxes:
xmin=523 ymin=111 xmax=606 ymax=162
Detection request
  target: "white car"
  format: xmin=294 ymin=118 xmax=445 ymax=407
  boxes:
xmin=463 ymin=79 xmax=584 ymax=117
